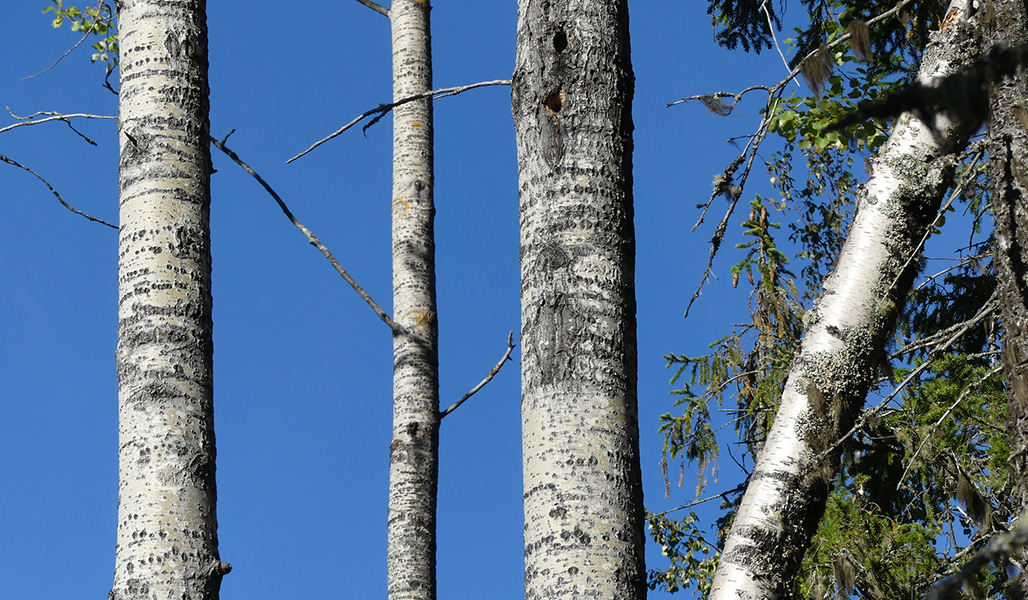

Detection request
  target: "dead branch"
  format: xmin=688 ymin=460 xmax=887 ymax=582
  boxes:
xmin=287 ymin=79 xmax=512 ymax=163
xmin=439 ymin=330 xmax=517 ymax=419
xmin=355 ymin=0 xmax=390 ymax=17
xmin=0 ymin=111 xmax=116 ymax=137
xmin=210 ymin=131 xmax=400 ymax=333
xmin=1 ymin=153 xmax=118 ymax=228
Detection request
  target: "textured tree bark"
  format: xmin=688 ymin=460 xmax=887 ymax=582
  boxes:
xmin=387 ymin=2 xmax=440 ymax=600
xmin=708 ymin=3 xmax=982 ymax=599
xmin=111 ymin=1 xmax=227 ymax=599
xmin=984 ymin=0 xmax=1028 ymax=585
xmin=512 ymin=2 xmax=646 ymax=599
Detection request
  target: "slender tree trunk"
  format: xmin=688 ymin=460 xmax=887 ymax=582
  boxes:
xmin=387 ymin=2 xmax=439 ymax=600
xmin=984 ymin=0 xmax=1028 ymax=583
xmin=708 ymin=3 xmax=982 ymax=598
xmin=513 ymin=2 xmax=645 ymax=598
xmin=111 ymin=1 xmax=228 ymax=599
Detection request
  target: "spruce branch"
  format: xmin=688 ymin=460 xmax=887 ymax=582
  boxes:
xmin=211 ymin=131 xmax=400 ymax=333
xmin=287 ymin=79 xmax=511 ymax=163
xmin=928 ymin=513 xmax=1028 ymax=600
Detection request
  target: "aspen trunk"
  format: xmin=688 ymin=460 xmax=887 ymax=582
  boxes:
xmin=708 ymin=3 xmax=982 ymax=598
xmin=513 ymin=1 xmax=646 ymax=598
xmin=111 ymin=1 xmax=227 ymax=599
xmin=984 ymin=0 xmax=1028 ymax=584
xmin=387 ymin=2 xmax=440 ymax=600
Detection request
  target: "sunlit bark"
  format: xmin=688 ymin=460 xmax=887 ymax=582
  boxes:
xmin=709 ymin=3 xmax=982 ymax=598
xmin=513 ymin=1 xmax=646 ymax=598
xmin=111 ymin=1 xmax=228 ymax=599
xmin=386 ymin=2 xmax=440 ymax=600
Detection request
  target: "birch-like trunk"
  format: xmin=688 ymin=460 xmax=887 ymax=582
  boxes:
xmin=708 ymin=4 xmax=982 ymax=598
xmin=513 ymin=2 xmax=645 ymax=598
xmin=984 ymin=0 xmax=1028 ymax=582
xmin=387 ymin=2 xmax=439 ymax=600
xmin=111 ymin=1 xmax=228 ymax=599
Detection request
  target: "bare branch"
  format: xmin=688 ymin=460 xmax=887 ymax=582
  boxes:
xmin=210 ymin=131 xmax=400 ymax=333
xmin=355 ymin=0 xmax=390 ymax=17
xmin=439 ymin=330 xmax=516 ymax=419
xmin=1 ymin=153 xmax=117 ymax=228
xmin=22 ymin=28 xmax=96 ymax=80
xmin=760 ymin=0 xmax=800 ymax=88
xmin=683 ymin=103 xmax=777 ymax=318
xmin=0 ymin=111 xmax=116 ymax=136
xmin=648 ymin=484 xmax=746 ymax=518
xmin=666 ymin=86 xmax=769 ymax=109
xmin=287 ymin=79 xmax=512 ymax=163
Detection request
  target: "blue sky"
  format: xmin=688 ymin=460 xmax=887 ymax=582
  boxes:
xmin=1 ymin=2 xmax=787 ymax=598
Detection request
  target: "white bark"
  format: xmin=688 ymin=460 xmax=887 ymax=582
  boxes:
xmin=709 ymin=3 xmax=981 ymax=599
xmin=513 ymin=1 xmax=646 ymax=598
xmin=387 ymin=2 xmax=439 ymax=600
xmin=111 ymin=1 xmax=228 ymax=600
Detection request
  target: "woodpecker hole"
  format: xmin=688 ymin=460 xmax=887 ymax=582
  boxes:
xmin=553 ymin=30 xmax=568 ymax=53
xmin=544 ymin=90 xmax=563 ymax=114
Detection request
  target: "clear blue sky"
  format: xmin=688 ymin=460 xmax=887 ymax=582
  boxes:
xmin=1 ymin=3 xmax=785 ymax=598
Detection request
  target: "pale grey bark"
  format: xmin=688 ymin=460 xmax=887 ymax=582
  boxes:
xmin=708 ymin=3 xmax=982 ymax=599
xmin=111 ymin=1 xmax=228 ymax=599
xmin=387 ymin=2 xmax=439 ymax=600
xmin=513 ymin=1 xmax=646 ymax=599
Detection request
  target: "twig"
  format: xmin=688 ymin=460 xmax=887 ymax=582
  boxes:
xmin=683 ymin=101 xmax=777 ymax=318
xmin=666 ymin=85 xmax=769 ymax=109
xmin=287 ymin=79 xmax=512 ymax=163
xmin=439 ymin=330 xmax=517 ymax=419
xmin=355 ymin=0 xmax=390 ymax=17
xmin=0 ymin=111 xmax=116 ymax=136
xmin=1 ymin=153 xmax=117 ymax=228
xmin=760 ymin=0 xmax=800 ymax=88
xmin=210 ymin=131 xmax=400 ymax=333
xmin=928 ymin=513 xmax=1028 ymax=600
xmin=22 ymin=28 xmax=96 ymax=80
xmin=648 ymin=484 xmax=746 ymax=518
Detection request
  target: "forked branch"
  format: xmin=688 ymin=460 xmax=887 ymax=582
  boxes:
xmin=287 ymin=79 xmax=511 ymax=163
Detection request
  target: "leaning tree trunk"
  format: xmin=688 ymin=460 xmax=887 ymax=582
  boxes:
xmin=387 ymin=2 xmax=440 ymax=600
xmin=984 ymin=0 xmax=1028 ymax=585
xmin=708 ymin=3 xmax=982 ymax=599
xmin=111 ymin=1 xmax=229 ymax=600
xmin=513 ymin=1 xmax=646 ymax=599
